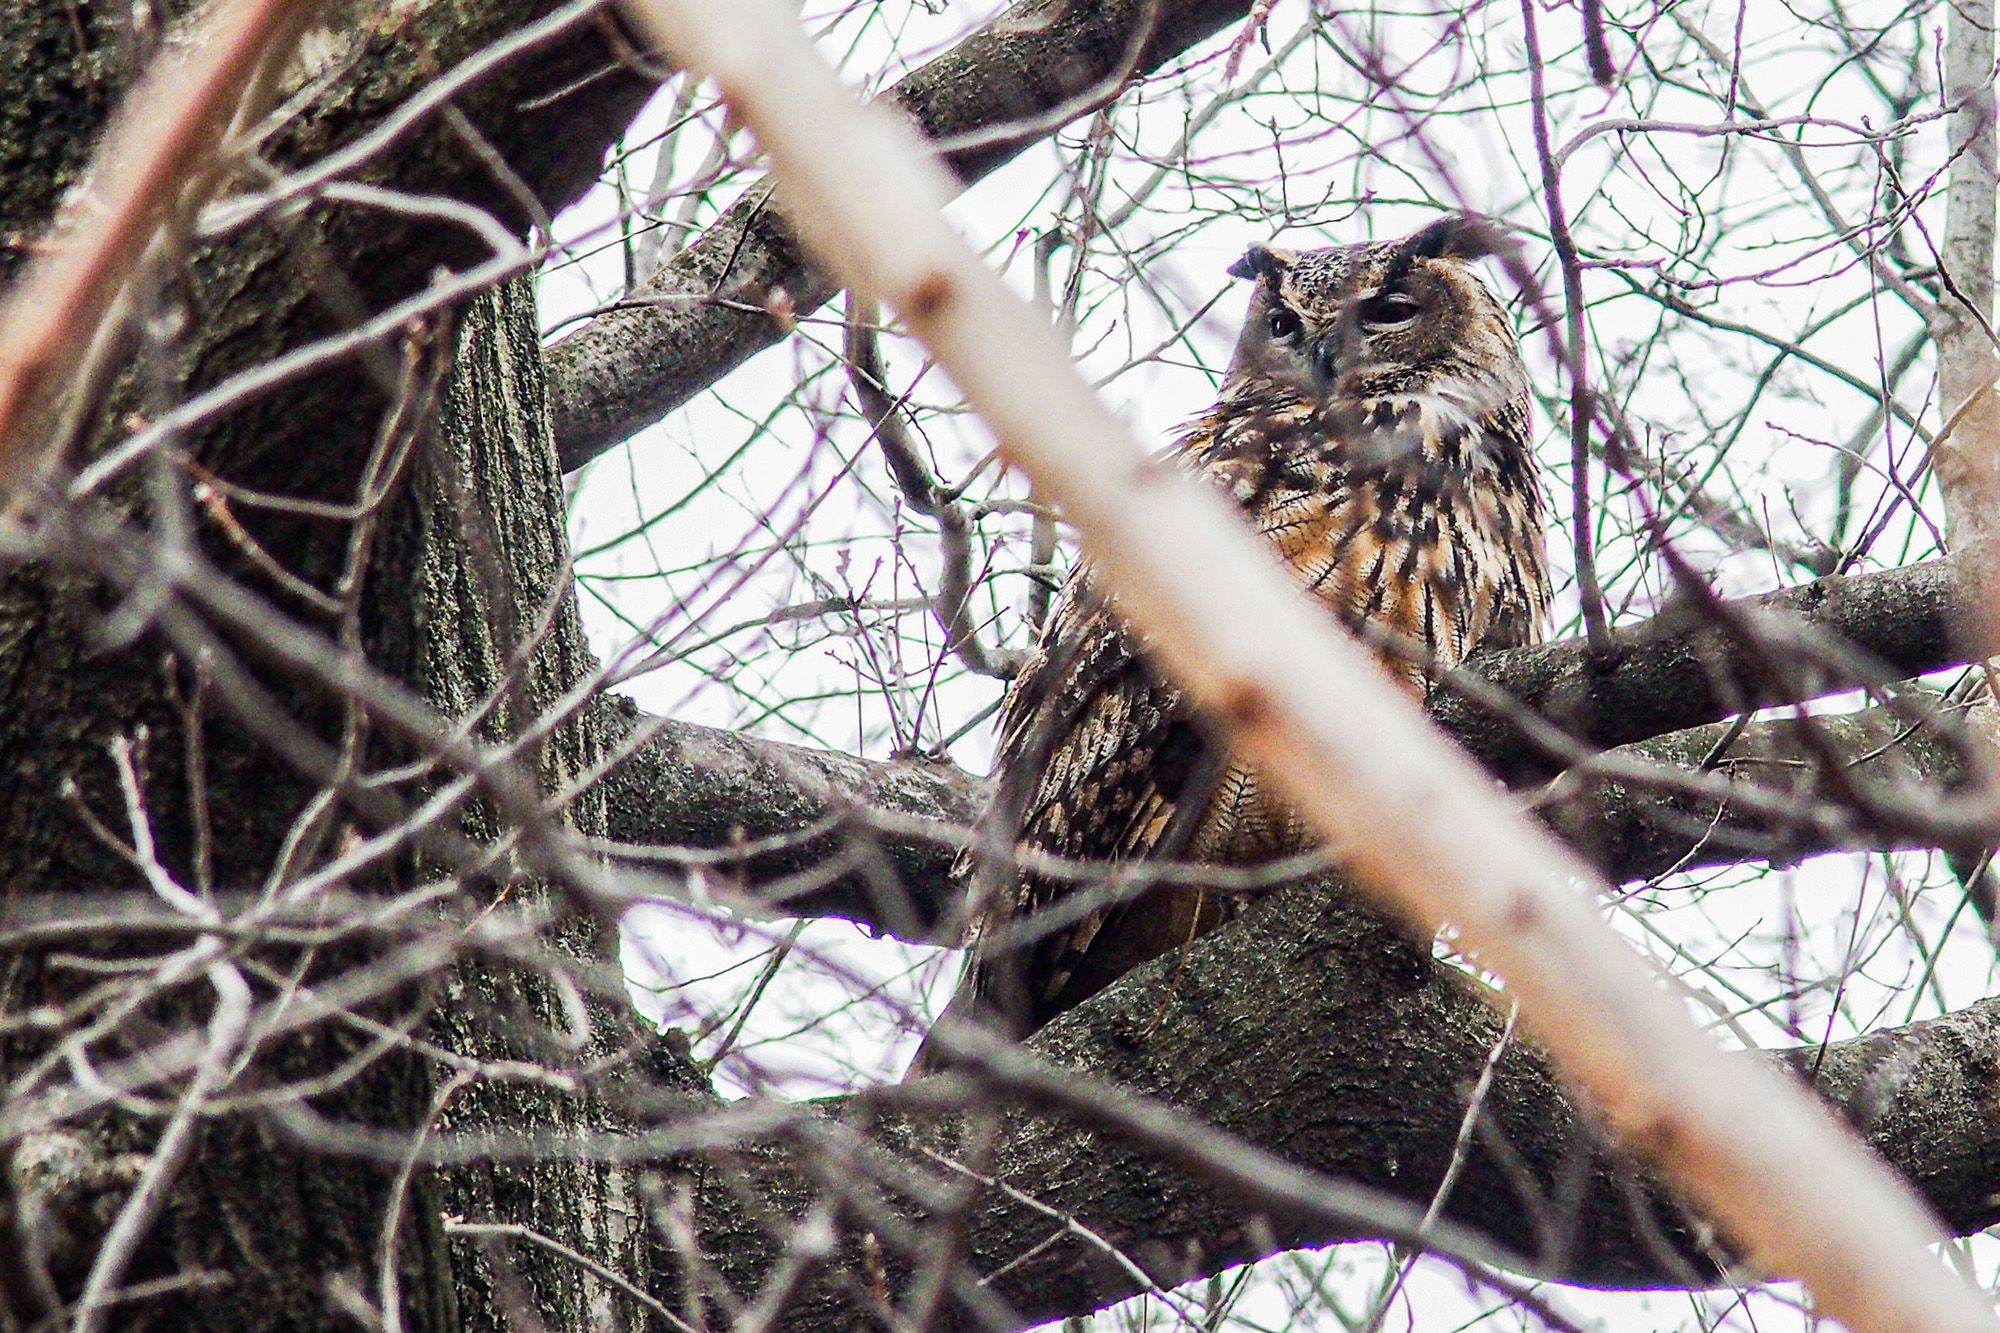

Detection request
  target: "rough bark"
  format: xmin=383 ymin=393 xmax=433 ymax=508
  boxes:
xmin=598 ymin=695 xmax=976 ymax=936
xmin=0 ymin=0 xmax=654 ymax=906
xmin=0 ymin=2 xmax=180 ymax=290
xmin=396 ymin=281 xmax=662 ymax=1333
xmin=633 ymin=872 xmax=2000 ymax=1332
xmin=1434 ymin=557 xmax=1960 ymax=784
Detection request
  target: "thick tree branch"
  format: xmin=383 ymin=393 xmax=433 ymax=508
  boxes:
xmin=596 ymin=696 xmax=976 ymax=936
xmin=1438 ymin=557 xmax=1961 ymax=784
xmin=598 ymin=698 xmax=1972 ymax=941
xmin=0 ymin=9 xmax=660 ymax=1326
xmin=0 ymin=0 xmax=660 ymax=900
xmin=641 ymin=875 xmax=2000 ymax=1331
xmin=596 ymin=558 xmax=1972 ymax=938
xmin=1542 ymin=706 xmax=1970 ymax=883
xmin=546 ymin=0 xmax=1253 ymax=471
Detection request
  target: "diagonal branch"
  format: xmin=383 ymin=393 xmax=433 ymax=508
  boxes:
xmin=843 ymin=295 xmax=1022 ymax=680
xmin=0 ymin=0 xmax=325 ymax=506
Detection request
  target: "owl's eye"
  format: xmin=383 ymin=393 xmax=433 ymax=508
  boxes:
xmin=1267 ymin=306 xmax=1304 ymax=340
xmin=1360 ymin=292 xmax=1421 ymax=328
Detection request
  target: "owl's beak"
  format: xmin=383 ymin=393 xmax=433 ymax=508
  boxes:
xmin=1311 ymin=314 xmax=1372 ymax=397
xmin=1311 ymin=335 xmax=1340 ymax=389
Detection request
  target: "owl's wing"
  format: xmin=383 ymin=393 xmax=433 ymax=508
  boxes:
xmin=1452 ymin=396 xmax=1552 ymax=655
xmin=955 ymin=572 xmax=1229 ymax=1037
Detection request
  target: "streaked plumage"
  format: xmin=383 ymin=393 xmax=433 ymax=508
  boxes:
xmin=924 ymin=216 xmax=1550 ymax=1058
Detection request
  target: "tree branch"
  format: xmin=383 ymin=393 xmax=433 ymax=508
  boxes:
xmin=1438 ymin=558 xmax=1961 ymax=785
xmin=595 ymin=558 xmax=1972 ymax=939
xmin=1541 ymin=705 xmax=1970 ymax=883
xmin=636 ymin=874 xmax=2000 ymax=1331
xmin=546 ymin=0 xmax=1253 ymax=471
xmin=595 ymin=696 xmax=976 ymax=937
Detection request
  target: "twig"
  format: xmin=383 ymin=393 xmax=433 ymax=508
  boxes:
xmin=1360 ymin=1004 xmax=1520 ymax=1333
xmin=446 ymin=1220 xmax=696 ymax=1333
xmin=380 ymin=1072 xmax=474 ymax=1333
xmin=842 ymin=294 xmax=1020 ymax=679
xmin=71 ymin=742 xmax=253 ymax=1333
xmin=1521 ymin=0 xmax=1609 ymax=650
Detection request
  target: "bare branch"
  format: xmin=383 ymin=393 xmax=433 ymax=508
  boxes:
xmin=0 ymin=0 xmax=324 ymax=505
xmin=843 ymin=294 xmax=1022 ymax=680
xmin=1438 ymin=558 xmax=1960 ymax=785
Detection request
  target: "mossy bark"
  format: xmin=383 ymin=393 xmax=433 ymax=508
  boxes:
xmin=395 ymin=279 xmax=653 ymax=1333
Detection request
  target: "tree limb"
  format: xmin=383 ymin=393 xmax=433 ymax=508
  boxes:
xmin=1541 ymin=706 xmax=1971 ymax=883
xmin=546 ymin=0 xmax=1254 ymax=471
xmin=637 ymin=873 xmax=2000 ymax=1331
xmin=595 ymin=558 xmax=1973 ymax=938
xmin=596 ymin=695 xmax=976 ymax=937
xmin=1438 ymin=557 xmax=1961 ymax=785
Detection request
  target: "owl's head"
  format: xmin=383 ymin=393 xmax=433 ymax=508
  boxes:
xmin=1223 ymin=215 xmax=1523 ymax=406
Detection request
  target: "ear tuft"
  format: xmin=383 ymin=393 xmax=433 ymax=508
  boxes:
xmin=1228 ymin=245 xmax=1290 ymax=282
xmin=1378 ymin=214 xmax=1515 ymax=294
xmin=1406 ymin=213 xmax=1510 ymax=263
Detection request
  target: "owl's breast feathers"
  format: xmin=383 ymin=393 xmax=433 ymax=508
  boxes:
xmin=1181 ymin=378 xmax=1550 ymax=685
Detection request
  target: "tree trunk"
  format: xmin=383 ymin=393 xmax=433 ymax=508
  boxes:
xmin=396 ymin=281 xmax=653 ymax=1333
xmin=0 ymin=0 xmax=654 ymax=1325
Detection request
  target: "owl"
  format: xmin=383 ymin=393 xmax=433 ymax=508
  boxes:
xmin=917 ymin=215 xmax=1550 ymax=1066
